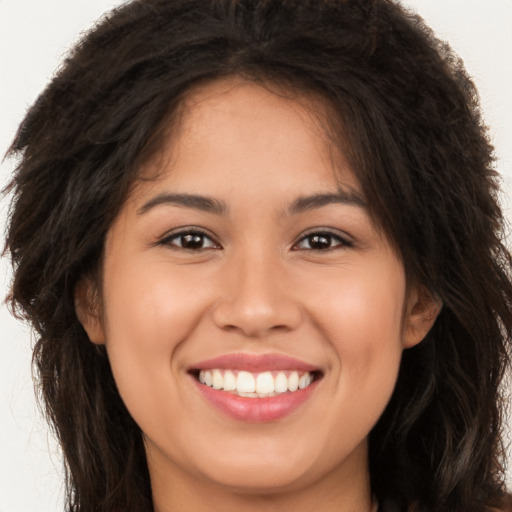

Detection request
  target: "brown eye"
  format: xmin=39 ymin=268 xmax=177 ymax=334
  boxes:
xmin=294 ymin=231 xmax=352 ymax=251
xmin=161 ymin=230 xmax=219 ymax=250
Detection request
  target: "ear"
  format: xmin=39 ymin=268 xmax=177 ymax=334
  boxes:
xmin=74 ymin=277 xmax=106 ymax=345
xmin=403 ymin=286 xmax=442 ymax=349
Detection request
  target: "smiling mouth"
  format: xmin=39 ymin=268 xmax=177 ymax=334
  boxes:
xmin=192 ymin=369 xmax=321 ymax=398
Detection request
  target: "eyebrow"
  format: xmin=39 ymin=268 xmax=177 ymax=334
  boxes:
xmin=138 ymin=193 xmax=228 ymax=215
xmin=288 ymin=191 xmax=366 ymax=215
xmin=137 ymin=190 xmax=366 ymax=216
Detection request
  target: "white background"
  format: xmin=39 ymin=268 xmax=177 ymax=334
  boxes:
xmin=1 ymin=1 xmax=511 ymax=511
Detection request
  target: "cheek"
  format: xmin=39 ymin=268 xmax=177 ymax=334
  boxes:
xmin=100 ymin=258 xmax=214 ymax=421
xmin=341 ymin=283 xmax=403 ymax=366
xmin=314 ymin=260 xmax=405 ymax=340
xmin=103 ymin=256 xmax=213 ymax=352
xmin=309 ymin=262 xmax=406 ymax=397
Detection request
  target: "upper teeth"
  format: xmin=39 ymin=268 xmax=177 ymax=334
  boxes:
xmin=198 ymin=369 xmax=313 ymax=397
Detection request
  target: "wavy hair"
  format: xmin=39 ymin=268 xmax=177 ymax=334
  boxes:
xmin=4 ymin=0 xmax=512 ymax=510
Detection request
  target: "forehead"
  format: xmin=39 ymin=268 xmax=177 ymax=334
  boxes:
xmin=136 ymin=78 xmax=361 ymax=196
xmin=180 ymin=78 xmax=332 ymax=142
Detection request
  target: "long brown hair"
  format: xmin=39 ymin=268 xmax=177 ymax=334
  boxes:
xmin=4 ymin=1 xmax=512 ymax=510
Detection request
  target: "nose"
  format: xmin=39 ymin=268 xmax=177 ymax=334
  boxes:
xmin=211 ymin=249 xmax=302 ymax=338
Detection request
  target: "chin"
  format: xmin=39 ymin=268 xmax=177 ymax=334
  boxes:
xmin=199 ymin=460 xmax=315 ymax=495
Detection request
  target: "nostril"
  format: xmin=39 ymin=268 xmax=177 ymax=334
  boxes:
xmin=211 ymin=290 xmax=303 ymax=337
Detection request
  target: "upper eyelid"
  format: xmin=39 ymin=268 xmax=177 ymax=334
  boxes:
xmin=294 ymin=227 xmax=353 ymax=243
xmin=160 ymin=225 xmax=214 ymax=237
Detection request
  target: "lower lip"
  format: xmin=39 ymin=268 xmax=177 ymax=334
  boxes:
xmin=193 ymin=378 xmax=319 ymax=422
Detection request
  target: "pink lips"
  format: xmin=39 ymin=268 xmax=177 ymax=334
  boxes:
xmin=192 ymin=353 xmax=318 ymax=372
xmin=190 ymin=353 xmax=320 ymax=422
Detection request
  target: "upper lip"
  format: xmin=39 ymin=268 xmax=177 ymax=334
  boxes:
xmin=190 ymin=353 xmax=320 ymax=373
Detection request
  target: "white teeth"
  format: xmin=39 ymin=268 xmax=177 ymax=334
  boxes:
xmin=237 ymin=371 xmax=256 ymax=393
xmin=197 ymin=369 xmax=315 ymax=396
xmin=274 ymin=372 xmax=288 ymax=393
xmin=299 ymin=373 xmax=311 ymax=389
xmin=212 ymin=369 xmax=223 ymax=390
xmin=288 ymin=371 xmax=299 ymax=392
xmin=223 ymin=370 xmax=237 ymax=391
xmin=256 ymin=371 xmax=274 ymax=394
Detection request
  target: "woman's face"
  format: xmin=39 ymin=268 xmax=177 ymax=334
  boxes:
xmin=78 ymin=80 xmax=436 ymax=502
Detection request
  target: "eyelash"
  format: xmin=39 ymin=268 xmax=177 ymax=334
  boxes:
xmin=157 ymin=228 xmax=353 ymax=252
xmin=158 ymin=228 xmax=220 ymax=251
xmin=292 ymin=230 xmax=353 ymax=251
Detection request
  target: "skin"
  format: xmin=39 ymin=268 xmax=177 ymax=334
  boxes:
xmin=76 ymin=79 xmax=439 ymax=512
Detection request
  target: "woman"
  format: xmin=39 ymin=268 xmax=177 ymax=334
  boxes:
xmin=3 ymin=0 xmax=512 ymax=510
